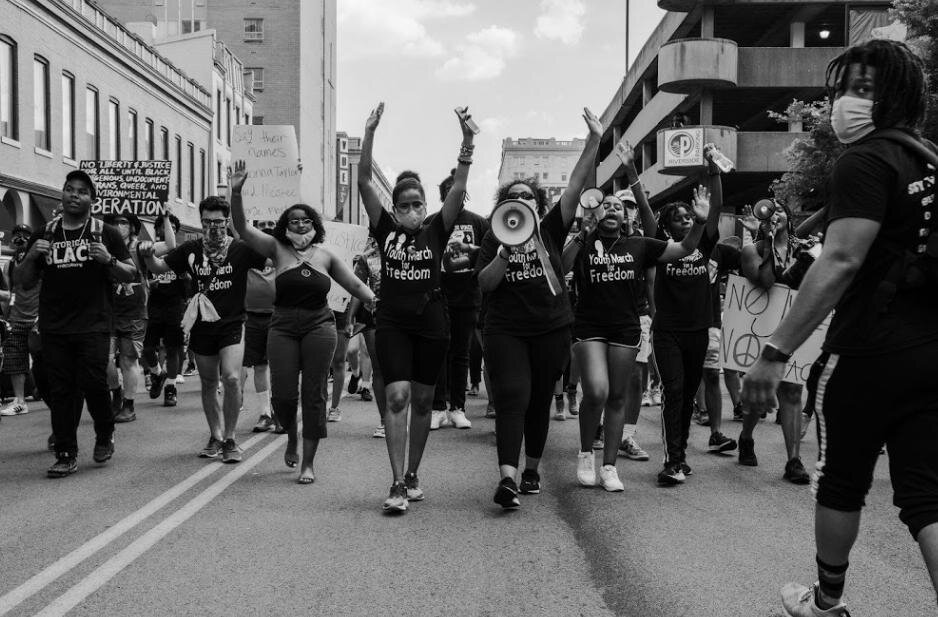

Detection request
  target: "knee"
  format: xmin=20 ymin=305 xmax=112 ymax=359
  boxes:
xmin=220 ymin=373 xmax=240 ymax=389
xmin=581 ymin=384 xmax=609 ymax=408
xmin=386 ymin=391 xmax=409 ymax=412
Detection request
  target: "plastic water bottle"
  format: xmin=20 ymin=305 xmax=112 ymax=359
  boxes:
xmin=706 ymin=146 xmax=735 ymax=173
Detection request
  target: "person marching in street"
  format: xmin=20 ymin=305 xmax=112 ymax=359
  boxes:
xmin=477 ymin=107 xmax=601 ymax=510
xmin=358 ymin=102 xmax=475 ymax=513
xmin=230 ymin=162 xmax=375 ymax=484
xmin=242 ymin=220 xmax=276 ymax=433
xmin=140 ymin=194 xmax=267 ymax=464
xmin=743 ymin=40 xmax=938 ymax=616
xmin=18 ymin=170 xmax=137 ymax=477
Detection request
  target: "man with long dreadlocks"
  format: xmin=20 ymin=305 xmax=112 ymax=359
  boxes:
xmin=743 ymin=39 xmax=938 ymax=616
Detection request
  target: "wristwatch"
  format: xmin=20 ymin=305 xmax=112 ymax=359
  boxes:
xmin=108 ymin=256 xmax=117 ymax=268
xmin=761 ymin=342 xmax=791 ymax=363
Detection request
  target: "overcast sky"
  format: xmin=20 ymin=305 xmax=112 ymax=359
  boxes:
xmin=336 ymin=0 xmax=666 ymax=214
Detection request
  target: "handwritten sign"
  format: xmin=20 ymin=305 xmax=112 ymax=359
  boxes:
xmin=231 ymin=125 xmax=301 ymax=221
xmin=323 ymin=220 xmax=370 ymax=312
xmin=80 ymin=160 xmax=171 ymax=216
xmin=720 ymin=274 xmax=830 ymax=385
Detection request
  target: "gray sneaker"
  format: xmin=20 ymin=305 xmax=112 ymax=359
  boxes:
xmin=198 ymin=437 xmax=224 ymax=459
xmin=221 ymin=439 xmax=243 ymax=464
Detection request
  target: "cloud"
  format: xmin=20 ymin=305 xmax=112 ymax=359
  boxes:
xmin=338 ymin=0 xmax=477 ymax=59
xmin=534 ymin=0 xmax=586 ymax=46
xmin=437 ymin=26 xmax=520 ymax=81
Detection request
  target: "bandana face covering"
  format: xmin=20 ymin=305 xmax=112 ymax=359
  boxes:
xmin=831 ymin=95 xmax=876 ymax=144
xmin=202 ymin=232 xmax=232 ymax=266
xmin=286 ymin=229 xmax=317 ymax=250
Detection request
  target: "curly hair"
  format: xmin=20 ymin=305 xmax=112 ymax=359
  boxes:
xmin=655 ymin=201 xmax=691 ymax=240
xmin=271 ymin=204 xmax=325 ymax=247
xmin=154 ymin=212 xmax=181 ymax=234
xmin=199 ymin=196 xmax=230 ymax=218
xmin=494 ymin=177 xmax=550 ymax=217
xmin=392 ymin=170 xmax=425 ymax=206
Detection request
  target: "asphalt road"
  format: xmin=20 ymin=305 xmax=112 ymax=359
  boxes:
xmin=0 ymin=376 xmax=933 ymax=616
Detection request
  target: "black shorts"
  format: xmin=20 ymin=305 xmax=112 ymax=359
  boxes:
xmin=243 ymin=312 xmax=271 ymax=367
xmin=333 ymin=310 xmax=347 ymax=331
xmin=375 ymin=326 xmax=448 ymax=386
xmin=809 ymin=345 xmax=938 ymax=539
xmin=189 ymin=321 xmax=244 ymax=357
xmin=144 ymin=302 xmax=186 ymax=349
xmin=572 ymin=322 xmax=641 ymax=348
xmin=2 ymin=321 xmax=33 ymax=375
xmin=354 ymin=305 xmax=376 ymax=331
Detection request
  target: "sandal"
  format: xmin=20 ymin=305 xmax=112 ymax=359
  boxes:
xmin=284 ymin=451 xmax=299 ymax=468
xmin=297 ymin=474 xmax=315 ymax=484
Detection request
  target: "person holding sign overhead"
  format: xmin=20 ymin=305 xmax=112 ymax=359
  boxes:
xmin=358 ymin=102 xmax=476 ymax=513
xmin=476 ymin=107 xmax=602 ymax=509
xmin=229 ymin=161 xmax=375 ymax=485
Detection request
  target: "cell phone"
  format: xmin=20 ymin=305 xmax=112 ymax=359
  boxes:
xmin=455 ymin=107 xmax=479 ymax=134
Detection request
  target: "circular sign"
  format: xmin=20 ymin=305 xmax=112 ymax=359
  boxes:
xmin=667 ymin=130 xmax=697 ymax=159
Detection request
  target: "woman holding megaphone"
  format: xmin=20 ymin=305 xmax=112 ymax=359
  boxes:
xmin=358 ymin=102 xmax=476 ymax=514
xmin=477 ymin=107 xmax=603 ymax=509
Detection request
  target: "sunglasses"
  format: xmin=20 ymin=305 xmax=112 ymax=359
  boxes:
xmin=507 ymin=190 xmax=535 ymax=201
xmin=201 ymin=219 xmax=228 ymax=228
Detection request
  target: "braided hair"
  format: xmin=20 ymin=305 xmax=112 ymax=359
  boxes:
xmin=655 ymin=201 xmax=691 ymax=240
xmin=826 ymin=39 xmax=927 ymax=131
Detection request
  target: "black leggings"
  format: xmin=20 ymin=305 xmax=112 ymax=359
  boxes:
xmin=654 ymin=328 xmax=709 ymax=465
xmin=484 ymin=327 xmax=571 ymax=467
xmin=433 ymin=307 xmax=478 ymax=410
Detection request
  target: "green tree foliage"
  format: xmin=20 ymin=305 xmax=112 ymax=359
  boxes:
xmin=892 ymin=0 xmax=938 ymax=140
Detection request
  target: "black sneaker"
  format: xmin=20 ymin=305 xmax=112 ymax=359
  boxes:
xmin=494 ymin=477 xmax=520 ymax=509
xmin=359 ymin=387 xmax=373 ymax=402
xmin=657 ymin=463 xmax=686 ymax=486
xmin=708 ymin=432 xmax=738 ymax=453
xmin=732 ymin=402 xmax=744 ymax=422
xmin=679 ymin=461 xmax=693 ymax=476
xmin=48 ymin=453 xmax=78 ymax=478
xmin=148 ymin=372 xmax=168 ymax=400
xmin=784 ymin=457 xmax=811 ymax=485
xmin=403 ymin=472 xmax=424 ymax=501
xmin=199 ymin=437 xmax=224 ymax=458
xmin=93 ymin=437 xmax=115 ymax=463
xmin=347 ymin=372 xmax=360 ymax=395
xmin=692 ymin=401 xmax=710 ymax=426
xmin=47 ymin=433 xmax=56 ymax=452
xmin=113 ymin=399 xmax=136 ymax=423
xmin=163 ymin=384 xmax=177 ymax=407
xmin=382 ymin=481 xmax=408 ymax=513
xmin=738 ymin=437 xmax=758 ymax=466
xmin=519 ymin=469 xmax=541 ymax=494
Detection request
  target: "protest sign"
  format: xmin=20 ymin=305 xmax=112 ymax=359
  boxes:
xmin=80 ymin=160 xmax=171 ymax=216
xmin=231 ymin=125 xmax=302 ymax=221
xmin=323 ymin=220 xmax=370 ymax=312
xmin=720 ymin=274 xmax=830 ymax=385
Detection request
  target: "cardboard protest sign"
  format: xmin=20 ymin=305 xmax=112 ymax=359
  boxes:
xmin=80 ymin=160 xmax=171 ymax=216
xmin=323 ymin=220 xmax=370 ymax=312
xmin=231 ymin=125 xmax=302 ymax=221
xmin=720 ymin=274 xmax=831 ymax=385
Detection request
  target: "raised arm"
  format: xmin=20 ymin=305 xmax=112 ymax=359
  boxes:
xmin=441 ymin=107 xmax=477 ymax=230
xmin=359 ymin=103 xmax=388 ymax=228
xmin=614 ymin=141 xmax=656 ymax=237
xmin=152 ymin=207 xmax=177 ymax=257
xmin=557 ymin=108 xmax=603 ymax=229
xmin=658 ymin=185 xmax=709 ymax=262
xmin=137 ymin=242 xmax=172 ymax=274
xmin=703 ymin=144 xmax=724 ymax=238
xmin=229 ymin=160 xmax=277 ymax=259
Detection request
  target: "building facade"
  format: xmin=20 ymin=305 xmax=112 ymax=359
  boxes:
xmin=497 ymin=137 xmax=587 ymax=204
xmin=95 ymin=0 xmax=338 ymax=219
xmin=343 ymin=135 xmax=392 ymax=228
xmin=0 ymin=0 xmax=213 ymax=243
xmin=595 ymin=0 xmax=894 ymax=213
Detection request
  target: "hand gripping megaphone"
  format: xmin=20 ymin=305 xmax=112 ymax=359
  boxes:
xmin=752 ymin=199 xmax=776 ymax=221
xmin=491 ymin=199 xmax=538 ymax=247
xmin=579 ymin=187 xmax=604 ymax=211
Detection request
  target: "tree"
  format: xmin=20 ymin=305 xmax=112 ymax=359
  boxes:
xmin=892 ymin=0 xmax=938 ymax=141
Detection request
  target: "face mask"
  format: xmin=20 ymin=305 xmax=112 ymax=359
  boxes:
xmin=831 ymin=95 xmax=876 ymax=144
xmin=286 ymin=229 xmax=317 ymax=250
xmin=204 ymin=226 xmax=226 ymax=249
xmin=260 ymin=227 xmax=274 ymax=236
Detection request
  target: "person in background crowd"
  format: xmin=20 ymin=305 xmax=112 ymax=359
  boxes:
xmin=0 ymin=224 xmax=43 ymax=417
xmin=19 ymin=170 xmax=137 ymax=477
xmin=347 ymin=237 xmax=387 ymax=438
xmin=243 ymin=220 xmax=276 ymax=433
xmin=141 ymin=212 xmax=185 ymax=407
xmin=477 ymin=107 xmax=601 ymax=509
xmin=742 ymin=39 xmax=938 ymax=616
xmin=358 ymin=102 xmax=475 ymax=513
xmin=327 ymin=305 xmax=351 ymax=423
xmin=140 ymin=194 xmax=267 ymax=464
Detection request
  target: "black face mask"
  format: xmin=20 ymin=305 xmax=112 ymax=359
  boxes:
xmin=261 ymin=227 xmax=274 ymax=236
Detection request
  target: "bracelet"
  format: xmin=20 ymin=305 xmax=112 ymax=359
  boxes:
xmin=459 ymin=144 xmax=475 ymax=159
xmin=629 ymin=179 xmax=642 ymax=188
xmin=457 ymin=157 xmax=473 ymax=165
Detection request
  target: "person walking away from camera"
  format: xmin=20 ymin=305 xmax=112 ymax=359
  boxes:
xmin=742 ymin=40 xmax=938 ymax=616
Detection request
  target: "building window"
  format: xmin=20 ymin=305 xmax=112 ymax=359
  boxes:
xmin=561 ymin=173 xmax=567 ymax=182
xmin=144 ymin=118 xmax=154 ymax=160
xmin=200 ymin=148 xmax=206 ymax=200
xmin=187 ymin=142 xmax=195 ymax=203
xmin=234 ymin=105 xmax=240 ymax=125
xmin=246 ymin=67 xmax=264 ymax=91
xmin=216 ymin=160 xmax=222 ymax=185
xmin=339 ymin=154 xmax=348 ymax=168
xmin=61 ymin=72 xmax=75 ymax=159
xmin=244 ymin=112 xmax=249 ymax=124
xmin=542 ymin=172 xmax=548 ymax=180
xmin=1 ymin=37 xmax=18 ymax=140
xmin=243 ymin=18 xmax=263 ymax=41
xmin=85 ymin=86 xmax=98 ymax=158
xmin=33 ymin=56 xmax=50 ymax=150
xmin=225 ymin=97 xmax=231 ymax=145
xmin=160 ymin=126 xmax=169 ymax=160
xmin=252 ymin=115 xmax=263 ymax=125
xmin=215 ymin=90 xmax=222 ymax=140
xmin=128 ymin=108 xmax=138 ymax=160
xmin=181 ymin=20 xmax=202 ymax=34
xmin=107 ymin=99 xmax=120 ymax=159
xmin=175 ymin=135 xmax=182 ymax=198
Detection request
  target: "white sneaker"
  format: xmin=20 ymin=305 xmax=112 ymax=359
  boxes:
xmin=0 ymin=401 xmax=27 ymax=416
xmin=598 ymin=465 xmax=624 ymax=492
xmin=175 ymin=375 xmax=186 ymax=384
xmin=641 ymin=391 xmax=653 ymax=407
xmin=372 ymin=425 xmax=385 ymax=439
xmin=651 ymin=388 xmax=662 ymax=406
xmin=780 ymin=582 xmax=850 ymax=616
xmin=448 ymin=409 xmax=472 ymax=429
xmin=430 ymin=410 xmax=446 ymax=430
xmin=566 ymin=391 xmax=579 ymax=416
xmin=553 ymin=396 xmax=565 ymax=421
xmin=327 ymin=408 xmax=341 ymax=422
xmin=577 ymin=451 xmax=596 ymax=487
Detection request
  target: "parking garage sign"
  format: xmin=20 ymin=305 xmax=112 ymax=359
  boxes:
xmin=663 ymin=128 xmax=704 ymax=168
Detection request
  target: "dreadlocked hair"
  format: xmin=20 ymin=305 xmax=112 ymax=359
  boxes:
xmin=655 ymin=201 xmax=690 ymax=241
xmin=826 ymin=39 xmax=927 ymax=131
xmin=392 ymin=170 xmax=425 ymax=206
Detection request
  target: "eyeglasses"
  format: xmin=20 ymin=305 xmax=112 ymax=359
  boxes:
xmin=287 ymin=218 xmax=313 ymax=226
xmin=507 ymin=190 xmax=535 ymax=201
xmin=201 ymin=218 xmax=228 ymax=228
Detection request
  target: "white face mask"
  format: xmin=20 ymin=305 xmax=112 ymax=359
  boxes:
xmin=285 ymin=229 xmax=316 ymax=250
xmin=831 ymin=95 xmax=876 ymax=144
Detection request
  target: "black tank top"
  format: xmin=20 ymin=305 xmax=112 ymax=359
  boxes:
xmin=274 ymin=262 xmax=331 ymax=309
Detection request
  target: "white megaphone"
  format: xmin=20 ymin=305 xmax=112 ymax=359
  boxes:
xmin=491 ymin=199 xmax=538 ymax=247
xmin=579 ymin=187 xmax=604 ymax=211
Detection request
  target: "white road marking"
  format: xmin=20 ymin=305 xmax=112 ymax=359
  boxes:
xmin=34 ymin=433 xmax=288 ymax=617
xmin=0 ymin=432 xmax=273 ymax=616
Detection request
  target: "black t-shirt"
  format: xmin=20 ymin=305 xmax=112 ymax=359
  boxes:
xmin=113 ymin=241 xmax=148 ymax=321
xmin=476 ymin=205 xmax=574 ymax=337
xmin=437 ymin=209 xmax=490 ymax=310
xmin=148 ymin=267 xmax=188 ymax=307
xmin=28 ymin=219 xmax=130 ymax=334
xmin=823 ymin=135 xmax=938 ymax=355
xmin=371 ymin=208 xmax=451 ymax=338
xmin=708 ymin=243 xmax=741 ymax=328
xmin=574 ymin=233 xmax=667 ymax=331
xmin=653 ymin=228 xmax=718 ymax=332
xmin=163 ymin=239 xmax=267 ymax=327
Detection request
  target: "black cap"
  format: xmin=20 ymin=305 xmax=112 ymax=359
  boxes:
xmin=64 ymin=170 xmax=97 ymax=201
xmin=11 ymin=223 xmax=32 ymax=236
